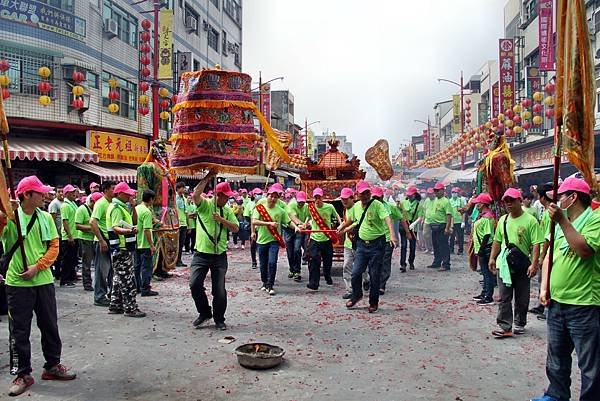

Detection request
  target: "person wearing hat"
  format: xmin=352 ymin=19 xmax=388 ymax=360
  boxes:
xmin=470 ymin=193 xmax=495 ymax=305
xmin=531 ymin=177 xmax=600 ymax=401
xmin=449 ymin=187 xmax=466 ymax=255
xmin=89 ymin=182 xmax=100 ymax=194
xmin=305 ymin=187 xmax=341 ymax=291
xmin=0 ymin=176 xmax=76 ymax=396
xmin=285 ymin=190 xmax=310 ymax=282
xmin=426 ymin=182 xmax=453 ymax=271
xmin=489 ymin=187 xmax=543 ymax=338
xmin=175 ymin=182 xmax=188 ymax=268
xmin=336 ymin=187 xmax=360 ymax=299
xmin=90 ymin=181 xmax=116 ymax=307
xmin=75 ymin=191 xmax=104 ymax=291
xmin=106 ymin=182 xmax=145 ymax=318
xmin=58 ymin=185 xmax=80 ymax=287
xmin=402 ymin=187 xmax=423 ymax=271
xmin=134 ymin=190 xmax=159 ymax=297
xmin=422 ymin=188 xmax=435 ymax=254
xmin=231 ymin=197 xmax=245 ymax=249
xmin=185 ymin=194 xmax=197 ymax=253
xmin=243 ymin=188 xmax=261 ymax=269
xmin=190 ymin=174 xmax=239 ymax=331
xmin=252 ymin=184 xmax=300 ymax=295
xmin=47 ymin=186 xmax=63 ymax=280
xmin=343 ymin=181 xmax=398 ymax=313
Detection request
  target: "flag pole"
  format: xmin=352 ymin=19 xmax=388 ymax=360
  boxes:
xmin=0 ymin=95 xmax=28 ymax=273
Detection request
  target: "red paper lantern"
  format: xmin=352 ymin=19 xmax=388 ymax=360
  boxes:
xmin=171 ymin=94 xmax=178 ymax=104
xmin=140 ymin=31 xmax=151 ymax=42
xmin=513 ymin=115 xmax=522 ymax=124
xmin=521 ymin=98 xmax=532 ymax=108
xmin=1 ymin=88 xmax=9 ymax=100
xmin=108 ymin=90 xmax=120 ymax=101
xmin=479 ymin=124 xmax=485 ymax=131
xmin=71 ymin=71 xmax=85 ymax=83
xmin=522 ymin=121 xmax=531 ymax=130
xmin=505 ymin=128 xmax=515 ymax=137
xmin=140 ymin=56 xmax=151 ymax=66
xmin=466 ymin=118 xmax=471 ymax=124
xmin=140 ymin=43 xmax=151 ymax=54
xmin=545 ymin=108 xmax=555 ymax=118
xmin=0 ymin=60 xmax=10 ymax=72
xmin=465 ymin=112 xmax=471 ymax=118
xmin=532 ymin=103 xmax=543 ymax=113
xmin=38 ymin=81 xmax=51 ymax=93
xmin=465 ymin=98 xmax=471 ymax=104
xmin=139 ymin=81 xmax=149 ymax=92
xmin=497 ymin=123 xmax=505 ymax=132
xmin=140 ymin=67 xmax=151 ymax=77
xmin=71 ymin=98 xmax=84 ymax=109
xmin=544 ymin=82 xmax=555 ymax=94
xmin=504 ymin=109 xmax=514 ymax=119
xmin=139 ymin=106 xmax=149 ymax=115
xmin=141 ymin=19 xmax=152 ymax=30
xmin=491 ymin=118 xmax=499 ymax=126
xmin=160 ymin=99 xmax=169 ymax=109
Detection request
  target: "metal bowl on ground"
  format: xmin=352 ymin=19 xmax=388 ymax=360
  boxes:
xmin=234 ymin=343 xmax=285 ymax=370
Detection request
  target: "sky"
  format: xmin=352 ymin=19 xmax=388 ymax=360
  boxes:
xmin=243 ymin=0 xmax=507 ymax=159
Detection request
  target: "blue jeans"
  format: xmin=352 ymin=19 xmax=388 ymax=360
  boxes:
xmin=189 ymin=252 xmax=228 ymax=324
xmin=400 ymin=228 xmax=416 ymax=267
xmin=283 ymin=228 xmax=305 ymax=274
xmin=545 ymin=302 xmax=600 ymax=401
xmin=257 ymin=241 xmax=280 ymax=288
xmin=478 ymin=253 xmax=495 ymax=300
xmin=379 ymin=241 xmax=394 ymax=290
xmin=134 ymin=248 xmax=153 ymax=293
xmin=351 ymin=236 xmax=385 ymax=305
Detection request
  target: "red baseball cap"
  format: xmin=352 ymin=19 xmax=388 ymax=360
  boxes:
xmin=451 ymin=187 xmax=460 ymax=193
xmin=472 ymin=193 xmax=493 ymax=205
xmin=340 ymin=187 xmax=354 ymax=199
xmin=426 ymin=188 xmax=434 ymax=194
xmin=502 ymin=187 xmax=522 ymax=200
xmin=312 ymin=188 xmax=324 ymax=197
xmin=16 ymin=176 xmax=52 ymax=195
xmin=557 ymin=177 xmax=591 ymax=195
xmin=434 ymin=182 xmax=445 ymax=191
xmin=216 ymin=182 xmax=235 ymax=197
xmin=356 ymin=180 xmax=371 ymax=194
xmin=371 ymin=186 xmax=384 ymax=197
xmin=90 ymin=192 xmax=104 ymax=203
xmin=63 ymin=184 xmax=77 ymax=194
xmin=296 ymin=191 xmax=307 ymax=202
xmin=114 ymin=182 xmax=136 ymax=196
xmin=406 ymin=187 xmax=418 ymax=196
xmin=268 ymin=183 xmax=284 ymax=194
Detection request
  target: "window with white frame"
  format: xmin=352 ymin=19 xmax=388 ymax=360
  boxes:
xmin=103 ymin=0 xmax=138 ymax=48
xmin=208 ymin=27 xmax=219 ymax=52
xmin=0 ymin=45 xmax=57 ymax=97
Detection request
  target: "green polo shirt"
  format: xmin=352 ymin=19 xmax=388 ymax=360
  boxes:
xmin=449 ymin=196 xmax=465 ymax=223
xmin=523 ymin=206 xmax=539 ymax=221
xmin=473 ymin=216 xmax=495 ymax=254
xmin=1 ymin=208 xmax=58 ymax=287
xmin=308 ymin=202 xmax=338 ymax=242
xmin=176 ymin=194 xmax=188 ymax=227
xmin=195 ymin=198 xmax=238 ymax=254
xmin=135 ymin=203 xmax=154 ymax=249
xmin=493 ymin=212 xmax=544 ymax=257
xmin=243 ymin=199 xmax=256 ymax=218
xmin=422 ymin=198 xmax=433 ymax=223
xmin=425 ymin=197 xmax=453 ymax=225
xmin=252 ymin=204 xmax=290 ymax=244
xmin=351 ymin=199 xmax=390 ymax=241
xmin=343 ymin=205 xmax=357 ymax=249
xmin=286 ymin=200 xmax=310 ymax=223
xmin=187 ymin=202 xmax=197 ymax=229
xmin=403 ymin=199 xmax=424 ymax=223
xmin=60 ymin=198 xmax=78 ymax=240
xmin=108 ymin=199 xmax=133 ymax=250
xmin=74 ymin=203 xmax=94 ymax=241
xmin=91 ymin=196 xmax=110 ymax=241
xmin=550 ymin=208 xmax=600 ymax=305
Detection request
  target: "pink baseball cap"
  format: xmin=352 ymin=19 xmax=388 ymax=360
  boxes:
xmin=426 ymin=188 xmax=434 ymax=194
xmin=406 ymin=187 xmax=418 ymax=196
xmin=89 ymin=182 xmax=100 ymax=190
xmin=451 ymin=187 xmax=460 ymax=193
xmin=557 ymin=177 xmax=591 ymax=195
xmin=269 ymin=183 xmax=284 ymax=194
xmin=16 ymin=176 xmax=52 ymax=195
xmin=79 ymin=196 xmax=87 ymax=204
xmin=114 ymin=182 xmax=136 ymax=196
xmin=371 ymin=186 xmax=384 ymax=197
xmin=90 ymin=192 xmax=104 ymax=203
xmin=288 ymin=188 xmax=298 ymax=193
xmin=312 ymin=188 xmax=324 ymax=197
xmin=356 ymin=180 xmax=371 ymax=194
xmin=251 ymin=188 xmax=263 ymax=195
xmin=434 ymin=182 xmax=445 ymax=191
xmin=216 ymin=182 xmax=235 ymax=197
xmin=340 ymin=187 xmax=354 ymax=199
xmin=296 ymin=191 xmax=307 ymax=202
xmin=472 ymin=193 xmax=493 ymax=205
xmin=63 ymin=184 xmax=77 ymax=194
xmin=239 ymin=188 xmax=248 ymax=194
xmin=502 ymin=187 xmax=522 ymax=200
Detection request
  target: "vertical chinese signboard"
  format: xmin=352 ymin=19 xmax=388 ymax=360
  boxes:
xmin=87 ymin=131 xmax=149 ymax=164
xmin=492 ymin=81 xmax=500 ymax=119
xmin=538 ymin=0 xmax=555 ymax=71
xmin=251 ymin=83 xmax=271 ymax=127
xmin=452 ymin=95 xmax=461 ymax=133
xmin=422 ymin=129 xmax=430 ymax=155
xmin=498 ymin=39 xmax=515 ymax=113
xmin=158 ymin=10 xmax=173 ymax=79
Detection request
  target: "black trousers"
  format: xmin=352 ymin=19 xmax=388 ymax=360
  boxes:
xmin=177 ymin=226 xmax=187 ymax=263
xmin=59 ymin=240 xmax=79 ymax=285
xmin=307 ymin=239 xmax=333 ymax=288
xmin=399 ymin=229 xmax=416 ymax=267
xmin=189 ymin=252 xmax=228 ymax=324
xmin=7 ymin=284 xmax=62 ymax=376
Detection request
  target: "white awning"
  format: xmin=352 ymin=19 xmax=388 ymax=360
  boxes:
xmin=514 ymin=165 xmax=553 ymax=177
xmin=1 ymin=138 xmax=98 ymax=163
xmin=218 ymin=173 xmax=274 ymax=184
xmin=442 ymin=167 xmax=477 ymax=184
xmin=273 ymin=169 xmax=300 ymax=178
xmin=72 ymin=162 xmax=137 ymax=183
xmin=417 ymin=166 xmax=453 ymax=181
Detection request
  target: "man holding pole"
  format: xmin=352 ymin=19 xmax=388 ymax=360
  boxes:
xmin=284 ymin=190 xmax=309 ymax=282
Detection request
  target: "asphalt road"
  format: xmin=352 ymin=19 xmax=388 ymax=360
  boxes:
xmin=0 ymin=247 xmax=580 ymax=401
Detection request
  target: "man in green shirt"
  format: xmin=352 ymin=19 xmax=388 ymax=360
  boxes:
xmin=135 ymin=190 xmax=159 ymax=297
xmin=284 ymin=190 xmax=309 ymax=282
xmin=90 ymin=181 xmax=115 ymax=306
xmin=341 ymin=181 xmax=397 ymax=313
xmin=449 ymin=187 xmax=466 ymax=255
xmin=243 ymin=188 xmax=261 ymax=269
xmin=0 ymin=176 xmax=76 ymax=396
xmin=75 ymin=192 xmax=103 ymax=291
xmin=59 ymin=185 xmax=79 ymax=287
xmin=402 ymin=187 xmax=423 ymax=270
xmin=175 ymin=181 xmax=188 ymax=267
xmin=186 ymin=195 xmax=197 ymax=253
xmin=489 ymin=188 xmax=543 ymax=338
xmin=522 ymin=193 xmax=539 ymax=221
xmin=305 ymin=187 xmax=341 ymax=291
xmin=531 ymin=177 xmax=600 ymax=401
xmin=426 ymin=182 xmax=453 ymax=271
xmin=252 ymin=185 xmax=300 ymax=295
xmin=422 ymin=188 xmax=435 ymax=254
xmin=336 ymin=187 xmax=359 ymax=299
xmin=190 ymin=177 xmax=239 ymax=330
xmin=470 ymin=192 xmax=495 ymax=305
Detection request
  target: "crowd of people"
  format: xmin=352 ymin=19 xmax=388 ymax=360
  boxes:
xmin=0 ymin=172 xmax=597 ymax=399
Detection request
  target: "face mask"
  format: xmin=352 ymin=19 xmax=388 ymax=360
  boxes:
xmin=452 ymin=193 xmax=458 ymax=199
xmin=558 ymin=194 xmax=574 ymax=217
xmin=255 ymin=194 xmax=263 ymax=200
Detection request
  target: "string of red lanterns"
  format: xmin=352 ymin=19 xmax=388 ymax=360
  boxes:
xmin=139 ymin=19 xmax=152 ymax=117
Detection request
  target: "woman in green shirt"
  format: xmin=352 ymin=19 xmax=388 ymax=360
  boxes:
xmin=471 ymin=193 xmax=495 ymax=305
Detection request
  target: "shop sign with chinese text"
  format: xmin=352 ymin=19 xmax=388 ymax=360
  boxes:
xmin=498 ymin=39 xmax=515 ymax=112
xmin=87 ymin=131 xmax=149 ymax=164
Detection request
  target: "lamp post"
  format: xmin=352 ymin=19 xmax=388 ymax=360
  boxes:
xmin=438 ymin=71 xmax=466 ymax=169
xmin=301 ymin=119 xmax=321 ymax=158
xmin=414 ymin=118 xmax=440 ymax=156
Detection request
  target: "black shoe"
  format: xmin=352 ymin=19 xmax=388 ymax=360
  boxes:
xmin=476 ymin=298 xmax=494 ymax=306
xmin=528 ymin=306 xmax=545 ymax=315
xmin=215 ymin=322 xmax=227 ymax=331
xmin=362 ymin=281 xmax=370 ymax=291
xmin=288 ymin=271 xmax=294 ymax=279
xmin=400 ymin=267 xmax=406 ymax=273
xmin=325 ymin=278 xmax=333 ymax=285
xmin=293 ymin=273 xmax=302 ymax=282
xmin=94 ymin=299 xmax=110 ymax=307
xmin=108 ymin=308 xmax=124 ymax=314
xmin=193 ymin=314 xmax=213 ymax=327
xmin=83 ymin=286 xmax=94 ymax=291
xmin=379 ymin=288 xmax=385 ymax=295
xmin=60 ymin=282 xmax=76 ymax=287
xmin=251 ymin=263 xmax=257 ymax=270
xmin=426 ymin=265 xmax=440 ymax=269
xmin=342 ymin=293 xmax=352 ymax=299
xmin=409 ymin=264 xmax=415 ymax=270
xmin=306 ymin=284 xmax=318 ymax=291
xmin=472 ymin=294 xmax=484 ymax=301
xmin=141 ymin=290 xmax=159 ymax=297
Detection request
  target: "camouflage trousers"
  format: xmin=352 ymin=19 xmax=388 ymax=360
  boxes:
xmin=109 ymin=250 xmax=138 ymax=313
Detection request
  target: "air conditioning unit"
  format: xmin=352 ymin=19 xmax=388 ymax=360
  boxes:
xmin=185 ymin=16 xmax=197 ymax=32
xmin=104 ymin=19 xmax=118 ymax=38
xmin=203 ymin=20 xmax=210 ymax=31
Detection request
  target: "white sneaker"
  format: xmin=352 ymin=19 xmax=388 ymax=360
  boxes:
xmin=259 ymin=286 xmax=267 ymax=292
xmin=268 ymin=288 xmax=276 ymax=296
xmin=234 ymin=245 xmax=239 ymax=249
xmin=241 ymin=245 xmax=245 ymax=250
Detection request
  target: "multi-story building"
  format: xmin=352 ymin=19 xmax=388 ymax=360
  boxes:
xmin=310 ymin=133 xmax=353 ymax=160
xmin=0 ymin=0 xmax=242 ymax=187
